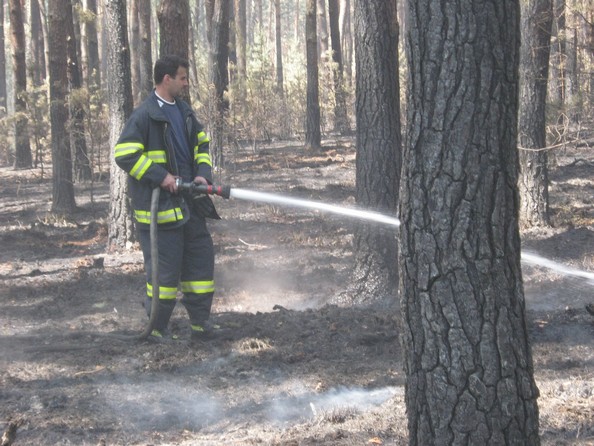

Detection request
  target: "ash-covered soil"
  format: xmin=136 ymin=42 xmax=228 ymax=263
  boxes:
xmin=1 ymin=137 xmax=593 ymax=445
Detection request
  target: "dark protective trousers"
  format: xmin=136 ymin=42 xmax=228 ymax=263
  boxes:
xmin=138 ymin=206 xmax=215 ymax=332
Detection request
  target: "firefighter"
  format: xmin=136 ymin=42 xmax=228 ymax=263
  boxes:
xmin=114 ymin=55 xmax=219 ymax=342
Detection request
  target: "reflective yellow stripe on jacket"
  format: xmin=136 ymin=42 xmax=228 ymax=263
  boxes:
xmin=134 ymin=208 xmax=184 ymax=224
xmin=181 ymin=280 xmax=215 ymax=294
xmin=114 ymin=142 xmax=144 ymax=157
xmin=194 ymin=152 xmax=212 ymax=166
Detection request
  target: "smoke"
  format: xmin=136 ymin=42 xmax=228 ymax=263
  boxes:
xmin=101 ymin=379 xmax=224 ymax=432
xmin=265 ymin=385 xmax=399 ymax=424
xmin=100 ymin=375 xmax=398 ymax=433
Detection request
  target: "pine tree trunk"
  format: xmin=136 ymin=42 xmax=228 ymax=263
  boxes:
xmin=129 ymin=0 xmax=140 ymax=103
xmin=29 ymin=0 xmax=46 ymax=87
xmin=400 ymin=0 xmax=540 ymax=444
xmin=158 ymin=0 xmax=190 ymax=103
xmin=81 ymin=0 xmax=100 ymax=89
xmin=48 ymin=0 xmax=76 ymax=214
xmin=274 ymin=0 xmax=283 ymax=95
xmin=328 ymin=0 xmax=349 ymax=133
xmin=64 ymin=0 xmax=91 ymax=182
xmin=347 ymin=0 xmax=400 ymax=305
xmin=9 ymin=0 xmax=32 ymax=169
xmin=305 ymin=0 xmax=321 ymax=151
xmin=105 ymin=0 xmax=135 ymax=250
xmin=208 ymin=0 xmax=231 ymax=168
xmin=138 ymin=0 xmax=153 ymax=100
xmin=316 ymin=0 xmax=328 ymax=59
xmin=339 ymin=0 xmax=353 ymax=86
xmin=518 ymin=0 xmax=552 ymax=228
xmin=0 ymin=0 xmax=7 ymax=117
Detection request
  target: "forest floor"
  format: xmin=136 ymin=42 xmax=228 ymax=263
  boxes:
xmin=0 ymin=136 xmax=593 ymax=445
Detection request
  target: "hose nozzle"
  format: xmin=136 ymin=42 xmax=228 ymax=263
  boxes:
xmin=175 ymin=179 xmax=231 ymax=199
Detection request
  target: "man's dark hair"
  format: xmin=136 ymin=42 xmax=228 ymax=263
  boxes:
xmin=153 ymin=55 xmax=190 ymax=85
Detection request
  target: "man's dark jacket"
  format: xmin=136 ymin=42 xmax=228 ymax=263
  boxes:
xmin=114 ymin=92 xmax=213 ymax=229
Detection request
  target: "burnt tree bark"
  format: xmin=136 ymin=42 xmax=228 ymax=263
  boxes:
xmin=305 ymin=0 xmax=321 ymax=151
xmin=105 ymin=0 xmax=135 ymax=249
xmin=48 ymin=0 xmax=76 ymax=214
xmin=347 ymin=0 xmax=400 ymax=305
xmin=400 ymin=0 xmax=540 ymax=444
xmin=9 ymin=0 xmax=32 ymax=168
xmin=519 ymin=0 xmax=553 ymax=228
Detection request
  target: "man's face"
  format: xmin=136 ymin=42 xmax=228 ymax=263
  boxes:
xmin=166 ymin=67 xmax=189 ymax=98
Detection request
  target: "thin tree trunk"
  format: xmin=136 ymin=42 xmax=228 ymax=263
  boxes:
xmin=63 ymin=0 xmax=91 ymax=182
xmin=138 ymin=0 xmax=153 ymax=99
xmin=208 ymin=0 xmax=231 ymax=168
xmin=316 ymin=0 xmax=328 ymax=60
xmin=401 ymin=0 xmax=540 ymax=443
xmin=519 ymin=0 xmax=553 ymax=227
xmin=105 ymin=0 xmax=135 ymax=250
xmin=339 ymin=0 xmax=353 ymax=86
xmin=81 ymin=0 xmax=101 ymax=89
xmin=129 ymin=0 xmax=140 ymax=103
xmin=305 ymin=0 xmax=321 ymax=151
xmin=548 ymin=0 xmax=565 ymax=107
xmin=329 ymin=0 xmax=349 ymax=133
xmin=0 ymin=0 xmax=7 ymax=116
xmin=29 ymin=0 xmax=45 ymax=87
xmin=274 ymin=0 xmax=283 ymax=95
xmin=9 ymin=0 xmax=32 ymax=169
xmin=48 ymin=0 xmax=76 ymax=213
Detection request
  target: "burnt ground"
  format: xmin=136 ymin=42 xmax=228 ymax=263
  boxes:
xmin=0 ymin=137 xmax=593 ymax=445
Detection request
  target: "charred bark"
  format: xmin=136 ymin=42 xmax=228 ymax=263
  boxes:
xmin=400 ymin=0 xmax=540 ymax=444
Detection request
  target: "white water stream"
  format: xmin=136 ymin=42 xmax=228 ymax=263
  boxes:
xmin=227 ymin=188 xmax=594 ymax=283
xmin=229 ymin=188 xmax=401 ymax=227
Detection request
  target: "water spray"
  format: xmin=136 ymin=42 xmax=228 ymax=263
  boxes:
xmin=175 ymin=180 xmax=401 ymax=227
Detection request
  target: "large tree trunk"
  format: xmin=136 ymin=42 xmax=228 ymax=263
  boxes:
xmin=48 ymin=0 xmax=76 ymax=214
xmin=328 ymin=0 xmax=349 ymax=133
xmin=9 ymin=0 xmax=32 ymax=169
xmin=400 ymin=0 xmax=540 ymax=444
xmin=305 ymin=0 xmax=321 ymax=151
xmin=0 ymin=0 xmax=7 ymax=117
xmin=347 ymin=0 xmax=400 ymax=305
xmin=158 ymin=0 xmax=190 ymax=103
xmin=519 ymin=0 xmax=553 ymax=228
xmin=105 ymin=0 xmax=135 ymax=250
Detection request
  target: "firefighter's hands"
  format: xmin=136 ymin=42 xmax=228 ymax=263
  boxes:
xmin=160 ymin=173 xmax=178 ymax=194
xmin=193 ymin=176 xmax=208 ymax=185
